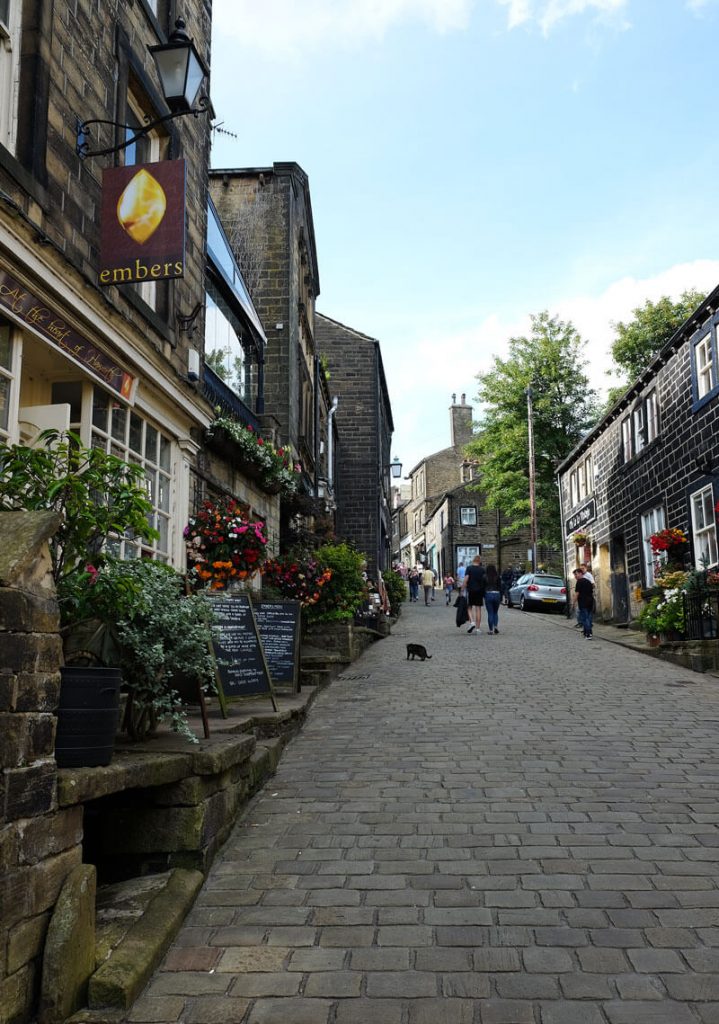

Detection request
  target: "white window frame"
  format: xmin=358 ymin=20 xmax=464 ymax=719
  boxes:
xmin=633 ymin=403 xmax=646 ymax=454
xmin=645 ymin=390 xmax=658 ymax=444
xmin=691 ymin=483 xmax=718 ymax=569
xmin=460 ymin=506 xmax=477 ymax=526
xmin=90 ymin=386 xmax=174 ymax=562
xmin=0 ymin=0 xmax=21 ymax=154
xmin=695 ymin=332 xmax=715 ymax=400
xmin=621 ymin=416 xmax=632 ymax=462
xmin=640 ymin=505 xmax=665 ymax=587
xmin=0 ymin=319 xmax=19 ymax=441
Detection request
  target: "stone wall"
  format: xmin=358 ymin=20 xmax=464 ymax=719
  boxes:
xmin=314 ymin=315 xmax=394 ymax=578
xmin=0 ymin=511 xmax=83 ymax=1024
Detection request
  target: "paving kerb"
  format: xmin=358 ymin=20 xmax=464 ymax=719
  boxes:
xmin=126 ymin=596 xmax=719 ymax=1023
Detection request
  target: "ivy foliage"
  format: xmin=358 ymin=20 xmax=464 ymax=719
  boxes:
xmin=464 ymin=311 xmax=600 ymax=550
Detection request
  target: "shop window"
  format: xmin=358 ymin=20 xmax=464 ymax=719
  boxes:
xmin=640 ymin=505 xmax=665 ymax=587
xmin=204 ymin=284 xmax=253 ymax=407
xmin=0 ymin=0 xmax=21 ymax=154
xmin=91 ymin=386 xmax=173 ymax=562
xmin=691 ymin=483 xmax=718 ymax=569
xmin=460 ymin=506 xmax=477 ymax=526
xmin=0 ymin=319 xmax=16 ymax=439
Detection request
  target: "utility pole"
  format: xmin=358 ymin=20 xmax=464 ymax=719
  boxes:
xmin=526 ymin=385 xmax=538 ymax=572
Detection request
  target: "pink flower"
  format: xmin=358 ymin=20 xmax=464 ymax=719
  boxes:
xmin=85 ymin=564 xmax=99 ymax=585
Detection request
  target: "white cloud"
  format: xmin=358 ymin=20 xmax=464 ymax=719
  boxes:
xmin=212 ymin=0 xmax=472 ymax=56
xmin=389 ymin=260 xmax=719 ymax=472
xmin=686 ymin=0 xmax=719 ymax=11
xmin=497 ymin=0 xmax=630 ymax=33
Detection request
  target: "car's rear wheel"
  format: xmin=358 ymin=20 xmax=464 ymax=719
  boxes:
xmin=519 ymin=595 xmax=527 ymax=611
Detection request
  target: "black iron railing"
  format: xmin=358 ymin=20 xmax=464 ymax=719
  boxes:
xmin=683 ymin=589 xmax=719 ymax=640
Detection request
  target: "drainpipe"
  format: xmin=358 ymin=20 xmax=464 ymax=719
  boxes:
xmin=327 ymin=396 xmax=339 ymax=497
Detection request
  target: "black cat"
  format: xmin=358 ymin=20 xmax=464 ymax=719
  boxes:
xmin=406 ymin=643 xmax=432 ymax=661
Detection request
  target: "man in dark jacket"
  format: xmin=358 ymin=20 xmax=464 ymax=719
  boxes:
xmin=574 ymin=567 xmax=594 ymax=639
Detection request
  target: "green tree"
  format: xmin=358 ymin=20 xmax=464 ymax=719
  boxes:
xmin=465 ymin=311 xmax=600 ymax=549
xmin=610 ymin=290 xmax=706 ymax=385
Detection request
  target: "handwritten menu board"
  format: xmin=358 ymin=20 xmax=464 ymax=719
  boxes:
xmin=253 ymin=601 xmax=301 ymax=692
xmin=209 ymin=594 xmax=275 ymax=705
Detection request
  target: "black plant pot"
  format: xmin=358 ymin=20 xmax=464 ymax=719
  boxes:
xmin=55 ymin=666 xmax=122 ymax=768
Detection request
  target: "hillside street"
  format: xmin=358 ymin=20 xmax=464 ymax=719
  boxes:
xmin=130 ymin=599 xmax=719 ymax=1024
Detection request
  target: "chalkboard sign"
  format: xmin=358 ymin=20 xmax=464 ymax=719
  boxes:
xmin=253 ymin=601 xmax=301 ymax=692
xmin=208 ymin=594 xmax=277 ymax=711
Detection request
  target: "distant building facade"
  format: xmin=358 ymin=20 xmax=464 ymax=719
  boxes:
xmin=314 ymin=313 xmax=394 ymax=579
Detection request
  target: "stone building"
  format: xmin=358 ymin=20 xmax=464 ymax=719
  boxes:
xmin=0 ymin=4 xmax=286 ymax=1019
xmin=208 ymin=164 xmax=334 ymax=539
xmin=397 ymin=395 xmax=528 ymax=577
xmin=558 ymin=282 xmax=719 ymax=623
xmin=314 ymin=313 xmax=394 ymax=579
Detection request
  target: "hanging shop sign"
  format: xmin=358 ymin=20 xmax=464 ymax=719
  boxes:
xmin=99 ymin=159 xmax=186 ymax=286
xmin=0 ymin=269 xmax=135 ymax=399
xmin=565 ymin=498 xmax=597 ymax=537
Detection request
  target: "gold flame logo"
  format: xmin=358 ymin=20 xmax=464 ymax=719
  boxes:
xmin=116 ymin=169 xmax=167 ymax=244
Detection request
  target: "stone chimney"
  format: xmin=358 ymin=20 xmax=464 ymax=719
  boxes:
xmin=450 ymin=393 xmax=473 ymax=448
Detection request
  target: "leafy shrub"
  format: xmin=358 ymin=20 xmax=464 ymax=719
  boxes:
xmin=0 ymin=429 xmax=156 ymax=584
xmin=305 ymin=543 xmax=366 ymax=623
xmin=382 ymin=568 xmax=406 ymax=617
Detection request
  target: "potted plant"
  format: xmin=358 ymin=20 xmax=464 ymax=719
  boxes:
xmin=185 ymin=495 xmax=269 ymax=590
xmin=0 ymin=429 xmax=159 ymax=765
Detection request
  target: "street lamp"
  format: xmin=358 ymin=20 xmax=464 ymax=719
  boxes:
xmin=76 ymin=18 xmax=210 ymax=160
xmin=525 ymin=386 xmax=538 ymax=572
xmin=389 ymin=457 xmax=403 ymax=479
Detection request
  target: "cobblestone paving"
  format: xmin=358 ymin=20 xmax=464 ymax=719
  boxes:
xmin=130 ymin=599 xmax=719 ymax=1023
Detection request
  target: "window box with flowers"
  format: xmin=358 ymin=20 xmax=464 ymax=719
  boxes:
xmin=649 ymin=527 xmax=689 ymax=562
xmin=206 ymin=416 xmax=302 ymax=497
xmin=185 ymin=496 xmax=268 ymax=590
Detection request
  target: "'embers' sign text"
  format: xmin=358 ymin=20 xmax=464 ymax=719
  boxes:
xmin=99 ymin=160 xmax=186 ymax=286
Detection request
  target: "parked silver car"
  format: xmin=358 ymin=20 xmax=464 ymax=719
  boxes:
xmin=507 ymin=572 xmax=567 ymax=613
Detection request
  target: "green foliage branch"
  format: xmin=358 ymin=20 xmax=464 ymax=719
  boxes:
xmin=464 ymin=312 xmax=600 ymax=550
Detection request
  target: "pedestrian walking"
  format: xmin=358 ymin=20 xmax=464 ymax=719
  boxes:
xmin=443 ymin=573 xmax=455 ymax=605
xmin=421 ymin=566 xmax=435 ymax=606
xmin=462 ymin=555 xmax=486 ymax=633
xmin=456 ymin=561 xmax=466 ymax=586
xmin=500 ymin=566 xmax=513 ymax=605
xmin=573 ymin=567 xmax=594 ymax=638
xmin=408 ymin=567 xmax=420 ymax=603
xmin=484 ymin=564 xmax=502 ymax=634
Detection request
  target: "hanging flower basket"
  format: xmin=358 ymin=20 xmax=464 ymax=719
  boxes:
xmin=649 ymin=528 xmax=688 ymax=555
xmin=185 ymin=496 xmax=268 ymax=590
xmin=206 ymin=416 xmax=301 ymax=497
xmin=571 ymin=531 xmax=591 ymax=547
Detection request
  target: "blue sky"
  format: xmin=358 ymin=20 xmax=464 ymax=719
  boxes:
xmin=210 ymin=0 xmax=719 ymax=475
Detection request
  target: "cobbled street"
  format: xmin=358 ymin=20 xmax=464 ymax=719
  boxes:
xmin=131 ymin=599 xmax=719 ymax=1024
